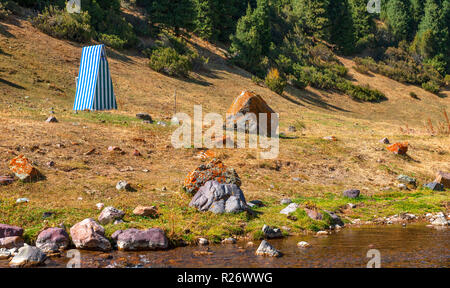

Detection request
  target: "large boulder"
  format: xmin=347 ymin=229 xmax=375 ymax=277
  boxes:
xmin=98 ymin=207 xmax=125 ymax=225
xmin=189 ymin=180 xmax=247 ymax=214
xmin=0 ymin=224 xmax=23 ymax=238
xmin=435 ymin=171 xmax=450 ymax=189
xmin=111 ymin=228 xmax=168 ymax=251
xmin=0 ymin=236 xmax=24 ymax=249
xmin=69 ymin=218 xmax=111 ymax=251
xmin=9 ymin=245 xmax=47 ymax=267
xmin=8 ymin=155 xmax=42 ymax=181
xmin=36 ymin=228 xmax=70 ymax=253
xmin=183 ymin=159 xmax=241 ymax=195
xmin=226 ymin=90 xmax=276 ymax=137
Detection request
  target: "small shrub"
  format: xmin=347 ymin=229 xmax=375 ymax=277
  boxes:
xmin=149 ymin=47 xmax=192 ymax=77
xmin=98 ymin=33 xmax=127 ymax=50
xmin=252 ymin=75 xmax=263 ymax=86
xmin=353 ymin=65 xmax=370 ymax=75
xmin=422 ymin=81 xmax=440 ymax=94
xmin=444 ymin=75 xmax=450 ymax=87
xmin=265 ymin=68 xmax=286 ymax=95
xmin=409 ymin=92 xmax=419 ymax=99
xmin=32 ymin=6 xmax=92 ymax=43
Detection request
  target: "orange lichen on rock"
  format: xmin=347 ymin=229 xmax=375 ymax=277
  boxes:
xmin=8 ymin=155 xmax=41 ymax=181
xmin=183 ymin=159 xmax=241 ymax=195
xmin=195 ymin=150 xmax=216 ymax=161
xmin=226 ymin=90 xmax=276 ymax=137
xmin=386 ymin=142 xmax=408 ymax=155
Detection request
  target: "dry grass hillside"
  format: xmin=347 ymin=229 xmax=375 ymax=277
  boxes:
xmin=0 ymin=18 xmax=449 ymax=243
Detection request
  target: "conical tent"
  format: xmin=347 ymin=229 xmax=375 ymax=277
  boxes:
xmin=73 ymin=44 xmax=117 ymax=111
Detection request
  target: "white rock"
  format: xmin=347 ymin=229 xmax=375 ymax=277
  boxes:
xmin=198 ymin=238 xmax=209 ymax=246
xmin=297 ymin=241 xmax=310 ymax=248
xmin=280 ymin=203 xmax=299 ymax=215
xmin=431 ymin=216 xmax=449 ymax=226
xmin=316 ymin=231 xmax=328 ymax=236
xmin=255 ymin=240 xmax=280 ymax=257
xmin=96 ymin=203 xmax=104 ymax=210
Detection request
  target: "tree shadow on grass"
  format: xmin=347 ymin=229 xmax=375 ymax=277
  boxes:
xmin=284 ymin=86 xmax=351 ymax=112
xmin=0 ymin=78 xmax=25 ymax=90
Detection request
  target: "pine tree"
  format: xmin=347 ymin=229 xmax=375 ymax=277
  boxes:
xmin=193 ymin=0 xmax=214 ymax=39
xmin=292 ymin=0 xmax=330 ymax=38
xmin=328 ymin=0 xmax=355 ymax=55
xmin=145 ymin=0 xmax=195 ymax=35
xmin=410 ymin=0 xmax=425 ymax=28
xmin=349 ymin=0 xmax=375 ymax=50
xmin=385 ymin=0 xmax=413 ymax=41
xmin=230 ymin=0 xmax=271 ymax=76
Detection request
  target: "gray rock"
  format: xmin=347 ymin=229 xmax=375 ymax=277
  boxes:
xmin=45 ymin=116 xmax=58 ymax=123
xmin=343 ymin=189 xmax=360 ymax=198
xmin=222 ymin=237 xmax=237 ymax=244
xmin=262 ymin=225 xmax=283 ymax=239
xmin=288 ymin=126 xmax=297 ymax=132
xmin=36 ymin=228 xmax=70 ymax=253
xmin=198 ymin=238 xmax=209 ymax=246
xmin=98 ymin=207 xmax=125 ymax=225
xmin=431 ymin=216 xmax=449 ymax=226
xmin=136 ymin=113 xmax=152 ymax=122
xmin=116 ymin=180 xmax=131 ymax=191
xmin=189 ymin=181 xmax=247 ymax=214
xmin=0 ymin=248 xmax=11 ymax=260
xmin=423 ymin=182 xmax=445 ymax=191
xmin=280 ymin=198 xmax=292 ymax=205
xmin=70 ymin=218 xmax=111 ymax=251
xmin=209 ymin=199 xmax=226 ymax=214
xmin=280 ymin=203 xmax=299 ymax=215
xmin=379 ymin=138 xmax=390 ymax=144
xmin=9 ymin=245 xmax=47 ymax=267
xmin=397 ymin=175 xmax=416 ymax=185
xmin=111 ymin=228 xmax=168 ymax=251
xmin=255 ymin=240 xmax=280 ymax=257
xmin=0 ymin=224 xmax=23 ymax=238
xmin=0 ymin=236 xmax=24 ymax=249
xmin=324 ymin=210 xmax=344 ymax=226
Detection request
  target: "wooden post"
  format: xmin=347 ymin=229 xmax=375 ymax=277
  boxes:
xmin=174 ymin=89 xmax=177 ymax=115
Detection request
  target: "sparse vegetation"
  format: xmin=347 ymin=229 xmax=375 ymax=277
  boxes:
xmin=32 ymin=6 xmax=92 ymax=43
xmin=265 ymin=68 xmax=286 ymax=95
xmin=149 ymin=47 xmax=192 ymax=77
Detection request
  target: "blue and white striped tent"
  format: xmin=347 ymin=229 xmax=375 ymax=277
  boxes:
xmin=73 ymin=44 xmax=117 ymax=111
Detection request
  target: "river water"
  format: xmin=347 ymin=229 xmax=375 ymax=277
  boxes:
xmin=1 ymin=224 xmax=448 ymax=268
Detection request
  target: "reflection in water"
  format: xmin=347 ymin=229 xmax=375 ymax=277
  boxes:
xmin=1 ymin=224 xmax=449 ymax=268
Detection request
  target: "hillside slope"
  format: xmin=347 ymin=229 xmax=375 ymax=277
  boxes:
xmin=0 ymin=18 xmax=449 ymax=242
